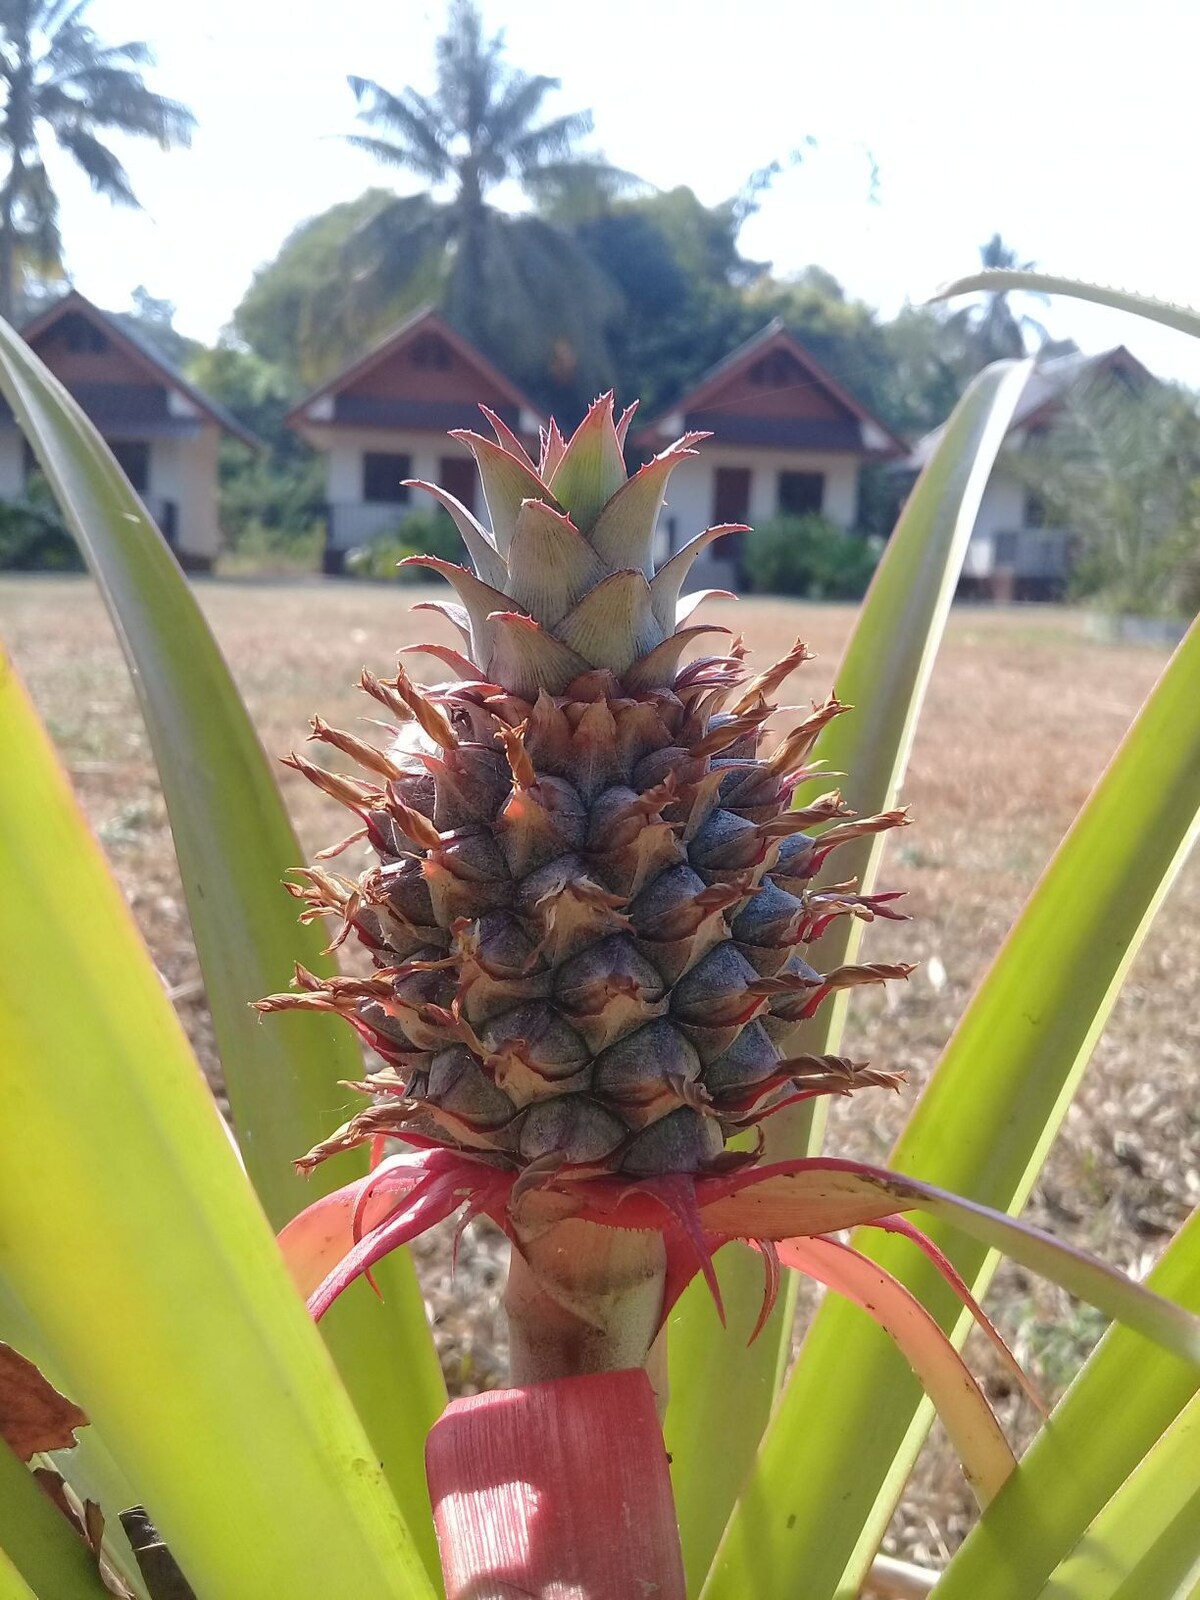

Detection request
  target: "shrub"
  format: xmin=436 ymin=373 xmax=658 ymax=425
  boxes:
xmin=344 ymin=508 xmax=466 ymax=581
xmin=742 ymin=512 xmax=879 ymax=599
xmin=0 ymin=478 xmax=82 ymax=571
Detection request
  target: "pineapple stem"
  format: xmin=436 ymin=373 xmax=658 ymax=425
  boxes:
xmin=505 ymin=1218 xmax=667 ymax=1400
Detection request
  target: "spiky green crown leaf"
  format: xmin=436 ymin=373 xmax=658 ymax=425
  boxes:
xmin=402 ymin=396 xmax=737 ymax=692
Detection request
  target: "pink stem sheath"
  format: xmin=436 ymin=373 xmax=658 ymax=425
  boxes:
xmin=426 ymin=1369 xmax=685 ymax=1600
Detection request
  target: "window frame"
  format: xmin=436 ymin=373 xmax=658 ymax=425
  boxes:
xmin=362 ymin=451 xmax=413 ymax=505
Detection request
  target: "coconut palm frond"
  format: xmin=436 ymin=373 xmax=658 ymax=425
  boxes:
xmin=0 ymin=0 xmax=193 ymax=315
xmin=50 ymin=125 xmax=137 ymax=203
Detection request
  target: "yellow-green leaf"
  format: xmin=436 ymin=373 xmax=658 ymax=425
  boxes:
xmin=934 ymin=270 xmax=1200 ymax=341
xmin=0 ymin=317 xmax=446 ymax=1567
xmin=702 ymin=608 xmax=1200 ymax=1600
xmin=666 ymin=358 xmax=1032 ymax=1591
xmin=0 ymin=1438 xmax=111 ymax=1600
xmin=932 ymin=1206 xmax=1200 ymax=1599
xmin=0 ymin=651 xmax=434 ymax=1599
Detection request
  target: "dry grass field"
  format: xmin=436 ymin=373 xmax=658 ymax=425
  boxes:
xmin=4 ymin=573 xmax=1198 ymax=1572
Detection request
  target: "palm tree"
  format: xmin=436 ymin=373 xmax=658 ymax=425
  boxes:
xmin=0 ymin=0 xmax=194 ymax=321
xmin=953 ymin=233 xmax=1049 ymax=369
xmin=341 ymin=0 xmax=628 ymax=405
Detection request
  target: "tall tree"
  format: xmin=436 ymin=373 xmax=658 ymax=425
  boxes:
xmin=951 ymin=233 xmax=1047 ymax=370
xmin=568 ymin=186 xmax=763 ymax=412
xmin=339 ymin=0 xmax=626 ymax=408
xmin=1019 ymin=376 xmax=1200 ymax=619
xmin=0 ymin=0 xmax=194 ymax=321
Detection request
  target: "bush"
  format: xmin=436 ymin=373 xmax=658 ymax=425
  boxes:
xmin=216 ymin=521 xmax=324 ymax=577
xmin=0 ymin=478 xmax=82 ymax=571
xmin=741 ymin=513 xmax=879 ymax=600
xmin=344 ymin=508 xmax=466 ymax=581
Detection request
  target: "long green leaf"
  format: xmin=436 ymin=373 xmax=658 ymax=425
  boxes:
xmin=933 ymin=1208 xmax=1200 ymax=1598
xmin=1028 ymin=1391 xmax=1200 ymax=1599
xmin=0 ymin=654 xmax=433 ymax=1599
xmin=0 ymin=1440 xmax=110 ymax=1600
xmin=933 ymin=270 xmax=1200 ymax=341
xmin=667 ymin=358 xmax=1032 ymax=1591
xmin=0 ymin=1543 xmax=41 ymax=1600
xmin=703 ymin=608 xmax=1200 ymax=1599
xmin=0 ymin=318 xmax=445 ymax=1563
xmin=0 ymin=1284 xmax=147 ymax=1600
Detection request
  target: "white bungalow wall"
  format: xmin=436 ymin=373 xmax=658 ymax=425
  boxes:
xmin=321 ymin=428 xmax=477 ymax=550
xmin=0 ymin=424 xmax=221 ymax=563
xmin=964 ymin=459 xmax=1068 ymax=583
xmin=651 ymin=449 xmax=862 ymax=579
xmin=150 ymin=427 xmax=222 ymax=562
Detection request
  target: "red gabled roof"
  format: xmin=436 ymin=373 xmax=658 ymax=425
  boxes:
xmin=286 ymin=305 xmax=544 ymax=428
xmin=906 ymin=345 xmax=1157 ymax=471
xmin=636 ymin=319 xmax=908 ymax=457
xmin=20 ymin=289 xmax=260 ymax=449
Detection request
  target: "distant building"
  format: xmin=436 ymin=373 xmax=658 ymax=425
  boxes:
xmin=1 ymin=290 xmax=257 ymax=570
xmin=287 ymin=307 xmax=545 ymax=574
xmin=908 ymin=346 xmax=1154 ymax=600
xmin=633 ymin=319 xmax=907 ymax=587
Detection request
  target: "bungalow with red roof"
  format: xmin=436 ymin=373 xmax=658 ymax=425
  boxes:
xmin=287 ymin=307 xmax=545 ymax=573
xmin=633 ymin=319 xmax=907 ymax=587
xmin=0 ymin=290 xmax=257 ymax=570
xmin=908 ymin=345 xmax=1154 ymax=600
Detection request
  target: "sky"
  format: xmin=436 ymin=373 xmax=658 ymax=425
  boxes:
xmin=41 ymin=0 xmax=1200 ymax=389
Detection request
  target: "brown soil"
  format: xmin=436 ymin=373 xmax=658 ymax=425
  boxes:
xmin=4 ymin=575 xmax=1196 ymax=1576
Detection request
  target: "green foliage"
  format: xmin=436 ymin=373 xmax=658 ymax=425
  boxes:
xmin=1018 ymin=379 xmax=1200 ymax=619
xmin=344 ymin=507 xmax=465 ymax=580
xmin=0 ymin=475 xmax=79 ymax=570
xmin=232 ymin=190 xmax=420 ymax=384
xmin=568 ymin=186 xmax=762 ymax=414
xmin=185 ymin=342 xmax=327 ymax=562
xmin=741 ymin=512 xmax=880 ymax=599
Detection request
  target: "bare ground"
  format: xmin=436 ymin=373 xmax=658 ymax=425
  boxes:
xmin=4 ymin=574 xmax=1197 ymax=1575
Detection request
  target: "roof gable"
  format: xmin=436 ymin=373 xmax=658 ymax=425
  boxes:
xmin=287 ymin=306 xmax=545 ymax=433
xmin=637 ymin=319 xmax=906 ymax=458
xmin=1016 ymin=345 xmax=1153 ymax=433
xmin=906 ymin=346 xmax=1158 ymax=471
xmin=20 ymin=291 xmax=258 ymax=448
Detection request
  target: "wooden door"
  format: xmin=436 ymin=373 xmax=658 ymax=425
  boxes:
xmin=712 ymin=467 xmax=751 ymax=525
xmin=439 ymin=454 xmax=477 ymax=514
xmin=712 ymin=467 xmax=751 ymax=573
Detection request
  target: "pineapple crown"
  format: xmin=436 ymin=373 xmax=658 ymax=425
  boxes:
xmin=399 ymin=393 xmax=743 ymax=697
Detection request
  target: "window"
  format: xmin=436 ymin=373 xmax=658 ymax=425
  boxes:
xmin=60 ymin=313 xmax=108 ymax=355
xmin=410 ymin=334 xmax=452 ymax=371
xmin=748 ymin=350 xmax=798 ymax=388
xmin=1024 ymin=491 xmax=1047 ymax=529
xmin=438 ymin=454 xmax=477 ymax=514
xmin=110 ymin=440 xmax=150 ymax=492
xmin=778 ymin=471 xmax=825 ymax=517
xmin=712 ymin=469 xmax=751 ymax=568
xmin=993 ymin=531 xmax=1018 ymax=567
xmin=362 ymin=452 xmax=412 ymax=504
xmin=712 ymin=467 xmax=751 ymax=525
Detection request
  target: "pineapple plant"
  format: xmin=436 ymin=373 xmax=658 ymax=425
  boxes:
xmin=261 ymin=396 xmax=921 ymax=1380
xmin=5 ymin=290 xmax=1200 ymax=1597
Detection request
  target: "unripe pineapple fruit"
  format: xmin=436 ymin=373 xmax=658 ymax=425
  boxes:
xmin=264 ymin=397 xmax=910 ymax=1187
